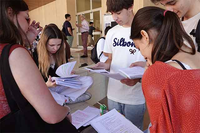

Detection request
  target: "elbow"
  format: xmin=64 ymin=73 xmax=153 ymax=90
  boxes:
xmin=41 ymin=115 xmax=64 ymax=124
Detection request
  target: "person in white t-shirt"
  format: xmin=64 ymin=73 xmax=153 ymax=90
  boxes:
xmin=93 ymin=0 xmax=146 ymax=130
xmin=150 ymin=0 xmax=200 ymax=49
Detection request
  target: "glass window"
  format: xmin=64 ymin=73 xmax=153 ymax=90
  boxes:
xmin=93 ymin=11 xmax=100 ymax=31
xmin=76 ymin=0 xmax=90 ymax=12
xmin=94 ymin=35 xmax=101 ymax=44
xmin=92 ymin=0 xmax=101 ymax=9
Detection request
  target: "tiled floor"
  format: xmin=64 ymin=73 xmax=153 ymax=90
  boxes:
xmin=70 ymin=48 xmax=94 ymax=70
xmin=70 ymin=47 xmax=150 ymax=131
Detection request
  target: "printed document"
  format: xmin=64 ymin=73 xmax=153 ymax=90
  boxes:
xmin=90 ymin=109 xmax=143 ymax=133
xmin=85 ymin=66 xmax=145 ymax=80
xmin=72 ymin=107 xmax=99 ymax=129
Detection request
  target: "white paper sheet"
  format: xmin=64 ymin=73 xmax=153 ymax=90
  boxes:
xmin=56 ymin=61 xmax=77 ymax=77
xmin=82 ymin=106 xmax=100 ymax=126
xmin=49 ymin=76 xmax=93 ymax=105
xmin=85 ymin=67 xmax=125 ymax=80
xmin=90 ymin=109 xmax=143 ymax=133
xmin=72 ymin=110 xmax=97 ymax=129
xmin=118 ymin=66 xmax=145 ymax=79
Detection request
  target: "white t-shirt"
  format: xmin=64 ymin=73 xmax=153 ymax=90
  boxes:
xmin=104 ymin=25 xmax=146 ymax=105
xmin=80 ymin=19 xmax=89 ymax=33
xmin=182 ymin=12 xmax=200 ymax=49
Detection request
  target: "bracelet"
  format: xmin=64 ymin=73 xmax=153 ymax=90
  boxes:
xmin=63 ymin=103 xmax=71 ymax=116
xmin=67 ymin=111 xmax=70 ymax=116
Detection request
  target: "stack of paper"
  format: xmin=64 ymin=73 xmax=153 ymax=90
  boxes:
xmin=71 ymin=106 xmax=100 ymax=129
xmin=51 ymin=61 xmax=83 ymax=89
xmin=52 ymin=76 xmax=82 ymax=89
xmin=90 ymin=109 xmax=143 ymax=133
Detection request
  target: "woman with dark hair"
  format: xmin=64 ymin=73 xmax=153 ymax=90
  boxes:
xmin=130 ymin=6 xmax=200 ymax=132
xmin=0 ymin=0 xmax=77 ymax=132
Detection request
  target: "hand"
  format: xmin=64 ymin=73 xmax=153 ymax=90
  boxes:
xmin=120 ymin=78 xmax=140 ymax=86
xmin=71 ymin=70 xmax=75 ymax=75
xmin=93 ymin=62 xmax=110 ymax=70
xmin=46 ymin=76 xmax=56 ymax=88
xmin=26 ymin=20 xmax=43 ymax=43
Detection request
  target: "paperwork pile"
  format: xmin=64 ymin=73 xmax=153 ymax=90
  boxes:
xmin=49 ymin=61 xmax=93 ymax=105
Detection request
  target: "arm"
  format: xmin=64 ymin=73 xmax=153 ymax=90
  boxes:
xmin=9 ymin=48 xmax=70 ymax=124
xmin=67 ymin=27 xmax=73 ymax=36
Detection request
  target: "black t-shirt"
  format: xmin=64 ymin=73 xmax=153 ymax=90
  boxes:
xmin=64 ymin=21 xmax=73 ymax=36
xmin=89 ymin=26 xmax=95 ymax=37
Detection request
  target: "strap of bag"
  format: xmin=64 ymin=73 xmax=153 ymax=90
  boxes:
xmin=0 ymin=44 xmax=28 ymax=112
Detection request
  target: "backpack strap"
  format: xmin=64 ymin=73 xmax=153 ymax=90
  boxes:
xmin=190 ymin=19 xmax=200 ymax=52
xmin=196 ymin=19 xmax=200 ymax=52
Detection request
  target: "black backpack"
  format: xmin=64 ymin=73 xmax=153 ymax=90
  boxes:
xmin=91 ymin=37 xmax=105 ymax=64
xmin=190 ymin=19 xmax=200 ymax=52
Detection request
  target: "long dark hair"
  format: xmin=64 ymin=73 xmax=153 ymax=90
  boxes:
xmin=0 ymin=0 xmax=29 ymax=46
xmin=130 ymin=6 xmax=195 ymax=63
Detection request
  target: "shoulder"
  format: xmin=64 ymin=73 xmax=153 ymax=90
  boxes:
xmin=143 ymin=62 xmax=174 ymax=83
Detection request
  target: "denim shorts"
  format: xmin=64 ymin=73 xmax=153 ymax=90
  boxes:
xmin=108 ymin=99 xmax=146 ymax=130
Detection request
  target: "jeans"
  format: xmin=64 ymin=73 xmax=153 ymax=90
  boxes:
xmin=108 ymin=99 xmax=146 ymax=130
xmin=67 ymin=36 xmax=74 ymax=48
xmin=81 ymin=32 xmax=89 ymax=55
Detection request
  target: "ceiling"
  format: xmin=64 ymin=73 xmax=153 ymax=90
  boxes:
xmin=24 ymin=0 xmax=55 ymax=11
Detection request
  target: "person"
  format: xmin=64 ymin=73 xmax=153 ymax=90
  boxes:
xmin=0 ymin=0 xmax=77 ymax=132
xmin=63 ymin=14 xmax=74 ymax=58
xmin=88 ymin=22 xmax=101 ymax=46
xmin=93 ymin=0 xmax=146 ymax=130
xmin=130 ymin=6 xmax=200 ymax=133
xmin=36 ymin=24 xmax=91 ymax=104
xmin=76 ymin=14 xmax=89 ymax=58
xmin=150 ymin=0 xmax=200 ymax=50
xmin=36 ymin=24 xmax=67 ymax=83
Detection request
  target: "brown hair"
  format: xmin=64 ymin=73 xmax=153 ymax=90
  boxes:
xmin=0 ymin=0 xmax=29 ymax=47
xmin=130 ymin=6 xmax=195 ymax=64
xmin=106 ymin=0 xmax=134 ymax=12
xmin=150 ymin=0 xmax=161 ymax=4
xmin=37 ymin=24 xmax=66 ymax=78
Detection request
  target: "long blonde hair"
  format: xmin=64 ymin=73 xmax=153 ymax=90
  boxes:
xmin=37 ymin=24 xmax=66 ymax=78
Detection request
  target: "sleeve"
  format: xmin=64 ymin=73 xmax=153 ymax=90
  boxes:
xmin=103 ymin=30 xmax=112 ymax=54
xmin=65 ymin=22 xmax=70 ymax=28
